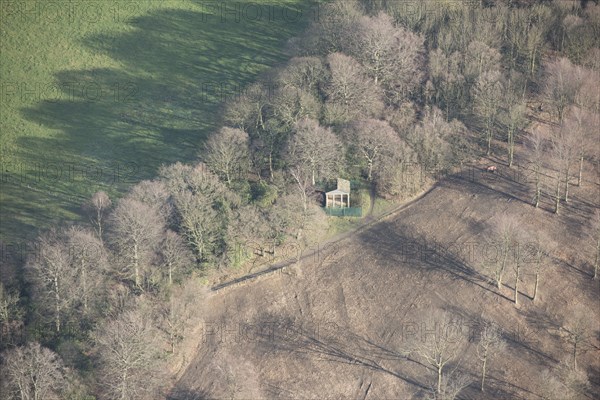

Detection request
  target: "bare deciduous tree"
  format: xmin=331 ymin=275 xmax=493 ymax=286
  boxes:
xmin=565 ymin=107 xmax=597 ymax=187
xmin=26 ymin=230 xmax=77 ymax=333
xmin=301 ymin=0 xmax=362 ymax=54
xmin=434 ymin=373 xmax=471 ymax=400
xmin=128 ymin=180 xmax=173 ymax=223
xmin=156 ymin=278 xmax=206 ymax=354
xmin=484 ymin=215 xmax=518 ymax=291
xmin=344 ymin=119 xmax=403 ymax=182
xmin=160 ymin=163 xmax=238 ymax=266
xmin=93 ymin=306 xmax=164 ymax=400
xmin=591 ymin=210 xmax=600 ymax=280
xmin=0 ymin=282 xmax=24 ymax=347
xmin=286 ymin=118 xmax=342 ymax=185
xmin=500 ymin=94 xmax=528 ymax=168
xmin=324 ymin=53 xmax=384 ymax=124
xmin=270 ymin=86 xmax=321 ymax=129
xmin=473 ymin=69 xmax=504 ymax=156
xmin=108 ymin=198 xmax=165 ymax=289
xmin=223 ymin=82 xmax=271 ymax=133
xmin=476 ymin=322 xmax=506 ymax=392
xmin=526 ymin=127 xmax=546 ymax=208
xmin=543 ymin=57 xmax=585 ymax=123
xmin=561 ymin=308 xmax=590 ymax=371
xmin=410 ymin=312 xmax=464 ymax=396
xmin=550 ymin=122 xmax=578 ymax=212
xmin=1 ymin=342 xmax=69 ymax=400
xmin=276 ymin=57 xmax=327 ymax=95
xmin=66 ymin=226 xmax=107 ymax=315
xmin=204 ymin=127 xmax=250 ymax=185
xmin=348 ymin=12 xmax=425 ymax=104
xmin=85 ymin=191 xmax=111 ymax=243
xmin=158 ymin=230 xmax=194 ymax=286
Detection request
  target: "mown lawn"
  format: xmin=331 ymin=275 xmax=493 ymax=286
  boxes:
xmin=0 ymin=0 xmax=316 ymax=248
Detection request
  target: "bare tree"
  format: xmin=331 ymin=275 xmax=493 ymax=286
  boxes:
xmin=160 ymin=163 xmax=238 ymax=266
xmin=324 ymin=53 xmax=384 ymax=124
xmin=428 ymin=48 xmax=466 ymax=119
xmin=275 ymin=57 xmax=327 ymax=95
xmin=0 ymin=282 xmax=24 ymax=347
xmin=561 ymin=308 xmax=590 ymax=371
xmin=204 ymin=127 xmax=250 ymax=185
xmin=543 ymin=57 xmax=585 ymax=123
xmin=565 ymin=107 xmax=597 ymax=187
xmin=433 ymin=373 xmax=471 ymax=400
xmin=156 ymin=278 xmax=206 ymax=354
xmin=343 ymin=119 xmax=404 ymax=182
xmin=270 ymin=86 xmax=321 ymax=129
xmin=591 ymin=209 xmax=600 ymax=280
xmin=128 ymin=180 xmax=173 ymax=223
xmin=463 ymin=41 xmax=501 ymax=85
xmin=66 ymin=226 xmax=107 ymax=315
xmin=1 ymin=342 xmax=69 ymax=400
xmin=526 ymin=127 xmax=546 ymax=208
xmin=348 ymin=12 xmax=425 ymax=103
xmin=476 ymin=322 xmax=506 ymax=392
xmin=84 ymin=191 xmax=111 ymax=243
xmin=409 ymin=106 xmax=464 ymax=175
xmin=473 ymin=69 xmax=504 ymax=156
xmin=411 ymin=312 xmax=464 ymax=396
xmin=500 ymin=94 xmax=528 ymax=168
xmin=158 ymin=229 xmax=194 ymax=286
xmin=108 ymin=198 xmax=165 ymax=289
xmin=528 ymin=233 xmax=551 ymax=301
xmin=93 ymin=306 xmax=164 ymax=400
xmin=286 ymin=118 xmax=342 ymax=185
xmin=301 ymin=0 xmax=362 ymax=54
xmin=223 ymin=82 xmax=271 ymax=133
xmin=550 ymin=122 xmax=577 ymax=211
xmin=485 ymin=215 xmax=518 ymax=291
xmin=26 ymin=230 xmax=77 ymax=333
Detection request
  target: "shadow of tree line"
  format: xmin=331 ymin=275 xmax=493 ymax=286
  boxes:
xmin=11 ymin=1 xmax=307 ymax=240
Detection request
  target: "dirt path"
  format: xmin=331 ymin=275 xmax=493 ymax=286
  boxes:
xmin=211 ymin=183 xmax=439 ymax=292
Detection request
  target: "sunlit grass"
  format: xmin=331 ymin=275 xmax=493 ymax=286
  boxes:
xmin=0 ymin=0 xmax=314 ymax=245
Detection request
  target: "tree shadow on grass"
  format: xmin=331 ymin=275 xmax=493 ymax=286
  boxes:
xmin=10 ymin=2 xmax=309 ymax=242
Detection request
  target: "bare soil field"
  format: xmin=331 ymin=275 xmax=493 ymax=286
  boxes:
xmin=170 ymin=153 xmax=600 ymax=399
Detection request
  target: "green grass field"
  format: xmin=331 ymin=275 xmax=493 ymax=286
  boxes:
xmin=1 ymin=0 xmax=316 ymax=248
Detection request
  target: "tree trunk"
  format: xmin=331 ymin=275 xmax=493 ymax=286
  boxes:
xmin=594 ymin=240 xmax=599 ymax=280
xmin=486 ymin=124 xmax=492 ymax=156
xmin=268 ymin=151 xmax=274 ymax=180
xmin=578 ymin=155 xmax=583 ymax=187
xmin=554 ymin=176 xmax=561 ymax=214
xmin=133 ymin=243 xmax=140 ymax=288
xmin=437 ymin=366 xmax=442 ymax=394
xmin=81 ymin=260 xmax=88 ymax=312
xmin=121 ymin=369 xmax=128 ymax=400
xmin=534 ymin=168 xmax=541 ymax=208
xmin=54 ymin=277 xmax=61 ymax=333
xmin=533 ymin=272 xmax=539 ymax=301
xmin=508 ymin=128 xmax=514 ymax=168
xmin=564 ymin=165 xmax=570 ymax=203
xmin=481 ymin=356 xmax=487 ymax=392
xmin=97 ymin=209 xmax=104 ymax=244
xmin=514 ymin=264 xmax=520 ymax=305
xmin=168 ymin=262 xmax=173 ymax=286
xmin=573 ymin=342 xmax=577 ymax=370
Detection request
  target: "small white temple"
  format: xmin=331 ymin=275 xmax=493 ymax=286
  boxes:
xmin=325 ymin=178 xmax=351 ymax=208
